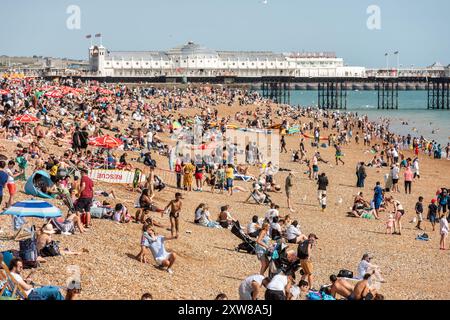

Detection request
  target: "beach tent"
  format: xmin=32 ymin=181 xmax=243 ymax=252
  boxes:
xmin=24 ymin=171 xmax=56 ymax=199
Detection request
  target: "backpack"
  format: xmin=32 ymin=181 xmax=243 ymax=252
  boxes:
xmin=297 ymin=241 xmax=309 ymax=260
xmin=19 ymin=237 xmax=38 ymax=268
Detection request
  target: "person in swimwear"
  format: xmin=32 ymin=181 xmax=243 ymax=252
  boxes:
xmin=164 ymin=192 xmax=183 ymax=238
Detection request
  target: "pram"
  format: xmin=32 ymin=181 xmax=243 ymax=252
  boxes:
xmin=230 ymin=221 xmax=256 ymax=255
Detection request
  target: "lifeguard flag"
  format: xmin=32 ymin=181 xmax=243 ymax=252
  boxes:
xmin=95 ymin=33 xmax=102 ymax=38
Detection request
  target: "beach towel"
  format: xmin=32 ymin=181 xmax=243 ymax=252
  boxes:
xmin=416 ymin=233 xmax=429 ymax=241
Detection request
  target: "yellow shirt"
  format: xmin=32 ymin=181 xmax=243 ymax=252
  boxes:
xmin=225 ymin=167 xmax=234 ymax=179
xmin=50 ymin=165 xmax=59 ymax=176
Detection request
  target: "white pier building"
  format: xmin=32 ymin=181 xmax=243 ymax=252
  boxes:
xmin=89 ymin=42 xmax=366 ymax=79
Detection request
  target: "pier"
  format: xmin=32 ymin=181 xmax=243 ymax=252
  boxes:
xmin=427 ymin=78 xmax=450 ymax=110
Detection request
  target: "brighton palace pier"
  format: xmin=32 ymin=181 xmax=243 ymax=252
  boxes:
xmin=40 ymin=42 xmax=450 ymax=109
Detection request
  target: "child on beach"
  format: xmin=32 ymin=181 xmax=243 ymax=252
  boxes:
xmin=415 ymin=196 xmax=424 ymax=230
xmin=320 ymin=193 xmax=327 ymax=213
xmin=428 ymin=199 xmax=438 ymax=232
xmin=386 ymin=214 xmax=395 ymax=234
xmin=439 ymin=217 xmax=448 ymax=250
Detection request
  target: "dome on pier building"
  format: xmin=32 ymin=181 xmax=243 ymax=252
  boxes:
xmin=167 ymin=42 xmax=219 ymax=60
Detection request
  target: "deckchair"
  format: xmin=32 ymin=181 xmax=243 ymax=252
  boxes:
xmin=0 ymin=261 xmax=28 ymax=300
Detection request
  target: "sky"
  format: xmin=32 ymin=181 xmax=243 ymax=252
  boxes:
xmin=0 ymin=0 xmax=449 ymax=68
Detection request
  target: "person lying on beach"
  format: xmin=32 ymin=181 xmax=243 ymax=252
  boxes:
xmin=94 ymin=190 xmax=117 ymax=199
xmin=329 ymin=274 xmax=354 ymax=300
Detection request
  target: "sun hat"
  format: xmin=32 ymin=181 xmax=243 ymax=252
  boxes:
xmin=42 ymin=224 xmax=56 ymax=234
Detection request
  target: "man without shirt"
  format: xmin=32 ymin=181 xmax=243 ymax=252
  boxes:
xmin=329 ymin=274 xmax=354 ymax=299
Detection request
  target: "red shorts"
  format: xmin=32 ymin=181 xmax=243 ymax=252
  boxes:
xmin=7 ymin=183 xmax=16 ymax=195
xmin=195 ymin=173 xmax=203 ymax=180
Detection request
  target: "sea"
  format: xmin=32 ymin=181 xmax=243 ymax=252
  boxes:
xmin=287 ymin=90 xmax=449 ymax=146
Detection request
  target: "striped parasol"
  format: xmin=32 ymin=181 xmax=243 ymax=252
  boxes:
xmin=1 ymin=199 xmax=62 ymax=218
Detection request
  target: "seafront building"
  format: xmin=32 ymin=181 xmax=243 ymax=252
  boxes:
xmin=88 ymin=41 xmax=366 ymax=79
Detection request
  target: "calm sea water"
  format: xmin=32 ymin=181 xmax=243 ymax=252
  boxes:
xmin=288 ymin=90 xmax=450 ymax=145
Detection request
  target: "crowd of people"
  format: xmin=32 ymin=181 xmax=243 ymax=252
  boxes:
xmin=0 ymin=74 xmax=448 ymax=300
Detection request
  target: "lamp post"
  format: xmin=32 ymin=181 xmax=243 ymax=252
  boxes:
xmin=394 ymin=51 xmax=399 ymax=70
xmin=385 ymin=53 xmax=389 ymax=70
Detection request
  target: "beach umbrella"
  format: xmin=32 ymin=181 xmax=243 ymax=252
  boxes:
xmin=97 ymin=97 xmax=110 ymax=103
xmin=1 ymin=199 xmax=62 ymax=219
xmin=98 ymin=88 xmax=114 ymax=95
xmin=45 ymin=91 xmax=63 ymax=98
xmin=172 ymin=121 xmax=182 ymax=129
xmin=15 ymin=114 xmax=39 ymax=123
xmin=88 ymin=135 xmax=123 ymax=149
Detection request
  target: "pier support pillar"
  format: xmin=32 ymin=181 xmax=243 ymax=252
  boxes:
xmin=377 ymin=79 xmax=399 ymax=110
xmin=262 ymin=81 xmax=291 ymax=105
xmin=427 ymin=78 xmax=450 ymax=110
xmin=318 ymin=80 xmax=347 ymax=110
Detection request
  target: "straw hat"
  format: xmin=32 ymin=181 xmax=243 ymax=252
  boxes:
xmin=42 ymin=224 xmax=56 ymax=234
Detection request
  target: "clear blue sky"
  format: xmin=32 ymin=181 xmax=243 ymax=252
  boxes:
xmin=0 ymin=0 xmax=449 ymax=67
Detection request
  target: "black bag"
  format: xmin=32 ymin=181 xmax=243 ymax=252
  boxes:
xmin=337 ymin=269 xmax=354 ymax=279
xmin=19 ymin=236 xmax=39 ymax=269
xmin=40 ymin=241 xmax=61 ymax=257
xmin=19 ymin=238 xmax=38 ymax=262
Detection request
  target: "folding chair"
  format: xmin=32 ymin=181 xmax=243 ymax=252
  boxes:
xmin=0 ymin=261 xmax=28 ymax=300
